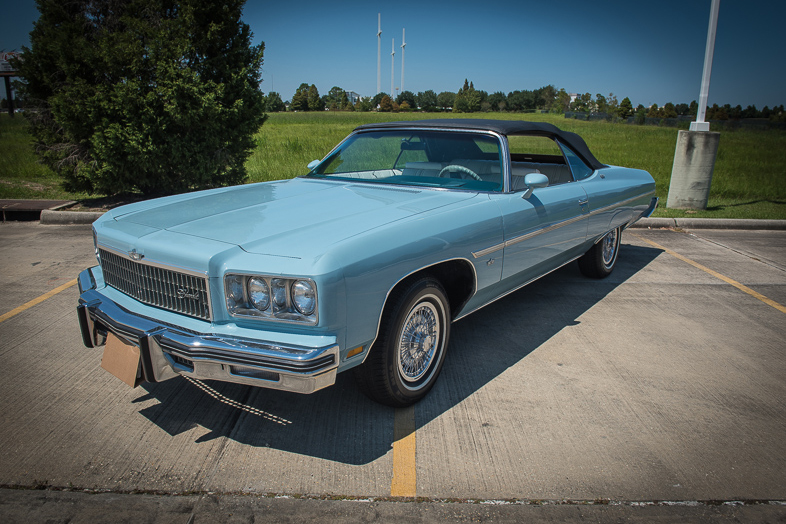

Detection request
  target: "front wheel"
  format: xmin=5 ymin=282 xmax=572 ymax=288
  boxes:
xmin=578 ymin=226 xmax=622 ymax=279
xmin=353 ymin=277 xmax=450 ymax=407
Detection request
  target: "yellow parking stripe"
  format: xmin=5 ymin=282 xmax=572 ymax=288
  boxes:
xmin=632 ymin=234 xmax=786 ymax=315
xmin=0 ymin=279 xmax=77 ymax=324
xmin=391 ymin=406 xmax=417 ymax=497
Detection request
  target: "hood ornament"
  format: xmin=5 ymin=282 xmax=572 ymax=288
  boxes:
xmin=128 ymin=249 xmax=144 ymax=261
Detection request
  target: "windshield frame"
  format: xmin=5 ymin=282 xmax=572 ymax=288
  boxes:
xmin=305 ymin=127 xmax=510 ymax=193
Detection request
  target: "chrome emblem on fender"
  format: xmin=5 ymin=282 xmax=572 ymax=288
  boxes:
xmin=128 ymin=249 xmax=144 ymax=261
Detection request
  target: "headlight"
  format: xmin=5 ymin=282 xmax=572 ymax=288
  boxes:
xmin=224 ymin=274 xmax=318 ymax=324
xmin=291 ymin=280 xmax=316 ymax=315
xmin=271 ymin=279 xmax=287 ymax=308
xmin=247 ymin=277 xmax=270 ymax=311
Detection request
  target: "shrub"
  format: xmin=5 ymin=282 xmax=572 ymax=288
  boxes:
xmin=16 ymin=0 xmax=267 ymax=196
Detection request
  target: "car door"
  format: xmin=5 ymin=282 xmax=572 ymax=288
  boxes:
xmin=558 ymin=142 xmax=633 ymax=240
xmin=490 ymin=135 xmax=590 ymax=286
xmin=493 ymin=182 xmax=589 ymax=286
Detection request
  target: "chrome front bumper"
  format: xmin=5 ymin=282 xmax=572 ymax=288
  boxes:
xmin=77 ymin=268 xmax=338 ymax=394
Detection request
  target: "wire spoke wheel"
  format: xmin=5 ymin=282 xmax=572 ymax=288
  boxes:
xmin=397 ymin=301 xmax=440 ymax=386
xmin=578 ymin=226 xmax=622 ymax=279
xmin=353 ymin=277 xmax=450 ymax=407
xmin=601 ymin=228 xmax=620 ymax=269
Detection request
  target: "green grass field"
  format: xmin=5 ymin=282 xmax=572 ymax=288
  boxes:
xmin=2 ymin=112 xmax=784 ymax=219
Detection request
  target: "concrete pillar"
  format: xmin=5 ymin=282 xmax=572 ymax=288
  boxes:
xmin=666 ymin=130 xmax=720 ymax=210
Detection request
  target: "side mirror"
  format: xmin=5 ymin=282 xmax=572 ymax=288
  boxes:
xmin=307 ymin=160 xmax=320 ymax=171
xmin=521 ymin=172 xmax=549 ymax=199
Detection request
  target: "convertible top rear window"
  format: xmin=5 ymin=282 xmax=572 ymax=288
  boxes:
xmin=308 ymin=130 xmax=504 ymax=192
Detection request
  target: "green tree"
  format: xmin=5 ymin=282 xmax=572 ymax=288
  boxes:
xmin=416 ymin=90 xmax=438 ymax=112
xmin=595 ymin=93 xmax=608 ymax=113
xmin=378 ymin=94 xmax=393 ymax=112
xmin=662 ymin=102 xmax=678 ymax=118
xmin=327 ymin=86 xmax=343 ymax=106
xmin=371 ymin=92 xmax=389 ymax=107
xmin=617 ymin=97 xmax=633 ymax=119
xmin=395 ymin=90 xmax=417 ymax=109
xmin=454 ymin=79 xmax=481 ymax=113
xmin=634 ymin=104 xmax=647 ymax=124
xmin=535 ymin=85 xmax=557 ymax=110
xmin=355 ymin=97 xmax=373 ymax=112
xmin=606 ymin=93 xmax=619 ymax=115
xmin=507 ymin=90 xmax=536 ymax=111
xmin=487 ymin=91 xmax=507 ymax=112
xmin=17 ymin=0 xmax=266 ymax=196
xmin=688 ymin=100 xmax=699 ymax=118
xmin=571 ymin=93 xmax=592 ymax=112
xmin=437 ymin=91 xmax=455 ymax=110
xmin=307 ymin=84 xmax=323 ymax=111
xmin=265 ymin=91 xmax=285 ymax=112
xmin=551 ymin=88 xmax=571 ymax=113
xmin=706 ymin=103 xmax=728 ymax=120
xmin=291 ymin=83 xmax=310 ymax=111
xmin=340 ymin=91 xmax=351 ymax=110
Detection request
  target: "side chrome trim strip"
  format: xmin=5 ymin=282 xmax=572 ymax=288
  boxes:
xmin=471 ymin=189 xmax=655 ymax=259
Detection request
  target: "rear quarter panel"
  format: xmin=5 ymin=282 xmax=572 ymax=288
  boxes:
xmin=580 ymin=166 xmax=656 ymax=239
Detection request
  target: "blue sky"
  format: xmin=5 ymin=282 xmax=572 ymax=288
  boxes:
xmin=2 ymin=0 xmax=784 ymax=109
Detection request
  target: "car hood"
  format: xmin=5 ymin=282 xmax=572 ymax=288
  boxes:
xmin=107 ymin=178 xmax=478 ymax=258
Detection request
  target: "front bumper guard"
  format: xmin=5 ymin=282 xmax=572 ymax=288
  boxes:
xmin=77 ymin=268 xmax=338 ymax=394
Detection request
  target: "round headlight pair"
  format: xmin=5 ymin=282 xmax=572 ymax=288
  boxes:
xmin=244 ymin=277 xmax=315 ymax=317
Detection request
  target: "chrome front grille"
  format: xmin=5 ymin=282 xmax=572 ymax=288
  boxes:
xmin=99 ymin=248 xmax=211 ymax=321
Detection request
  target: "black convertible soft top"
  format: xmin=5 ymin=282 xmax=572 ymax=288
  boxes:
xmin=356 ymin=119 xmax=606 ymax=170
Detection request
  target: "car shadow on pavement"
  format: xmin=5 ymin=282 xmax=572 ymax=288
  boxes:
xmin=135 ymin=242 xmax=661 ymax=465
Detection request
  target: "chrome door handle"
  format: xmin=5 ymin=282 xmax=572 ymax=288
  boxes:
xmin=578 ymin=198 xmax=589 ymax=206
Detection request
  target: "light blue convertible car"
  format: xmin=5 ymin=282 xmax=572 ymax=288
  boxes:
xmin=77 ymin=119 xmax=657 ymax=406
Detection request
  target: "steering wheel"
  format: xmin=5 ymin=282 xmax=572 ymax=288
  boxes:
xmin=438 ymin=165 xmax=482 ymax=182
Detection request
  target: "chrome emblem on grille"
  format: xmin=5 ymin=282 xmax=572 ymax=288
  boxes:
xmin=177 ymin=288 xmax=200 ymax=300
xmin=128 ymin=249 xmax=144 ymax=261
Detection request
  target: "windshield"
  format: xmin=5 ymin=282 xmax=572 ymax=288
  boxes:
xmin=307 ymin=130 xmax=504 ymax=191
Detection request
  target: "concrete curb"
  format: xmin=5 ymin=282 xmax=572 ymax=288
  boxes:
xmin=40 ymin=209 xmax=104 ymax=225
xmin=631 ymin=217 xmax=786 ymax=230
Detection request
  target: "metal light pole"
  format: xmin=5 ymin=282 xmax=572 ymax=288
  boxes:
xmin=667 ymin=0 xmax=721 ymax=210
xmin=691 ymin=0 xmax=720 ymax=131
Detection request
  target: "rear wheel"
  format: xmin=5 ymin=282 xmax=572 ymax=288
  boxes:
xmin=353 ymin=277 xmax=450 ymax=407
xmin=578 ymin=226 xmax=621 ymax=279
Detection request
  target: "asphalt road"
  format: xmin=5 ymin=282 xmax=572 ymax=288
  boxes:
xmin=1 ymin=222 xmax=784 ymax=523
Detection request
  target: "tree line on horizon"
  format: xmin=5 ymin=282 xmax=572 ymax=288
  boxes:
xmin=259 ymin=79 xmax=784 ymax=122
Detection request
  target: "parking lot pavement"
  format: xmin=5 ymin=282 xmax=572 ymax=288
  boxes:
xmin=0 ymin=222 xmax=784 ymax=521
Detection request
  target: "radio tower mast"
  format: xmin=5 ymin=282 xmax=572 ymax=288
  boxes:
xmin=376 ymin=14 xmax=381 ymax=95
xmin=390 ymin=38 xmax=395 ymax=97
xmin=400 ymin=29 xmax=406 ymax=94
